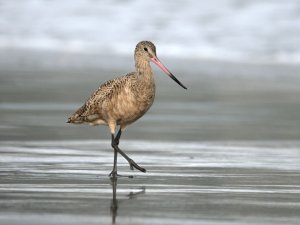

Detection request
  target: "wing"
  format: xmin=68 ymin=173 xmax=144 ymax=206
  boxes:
xmin=67 ymin=73 xmax=134 ymax=124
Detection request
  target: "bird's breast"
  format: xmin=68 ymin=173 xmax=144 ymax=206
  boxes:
xmin=109 ymin=85 xmax=155 ymax=125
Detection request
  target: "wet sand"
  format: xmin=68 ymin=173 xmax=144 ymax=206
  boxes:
xmin=0 ymin=140 xmax=300 ymax=225
xmin=1 ymin=52 xmax=300 ymax=224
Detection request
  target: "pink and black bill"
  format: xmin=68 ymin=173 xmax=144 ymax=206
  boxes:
xmin=150 ymin=57 xmax=187 ymax=90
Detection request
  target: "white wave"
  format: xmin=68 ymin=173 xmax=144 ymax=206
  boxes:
xmin=0 ymin=0 xmax=300 ymax=63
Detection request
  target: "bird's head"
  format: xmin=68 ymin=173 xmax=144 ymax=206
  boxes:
xmin=135 ymin=41 xmax=187 ymax=90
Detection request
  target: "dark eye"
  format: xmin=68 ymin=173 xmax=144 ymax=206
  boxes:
xmin=144 ymin=47 xmax=148 ymax=52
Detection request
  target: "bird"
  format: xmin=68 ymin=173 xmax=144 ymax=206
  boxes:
xmin=67 ymin=41 xmax=187 ymax=177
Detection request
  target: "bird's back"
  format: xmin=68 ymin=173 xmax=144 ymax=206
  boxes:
xmin=68 ymin=73 xmax=134 ymax=125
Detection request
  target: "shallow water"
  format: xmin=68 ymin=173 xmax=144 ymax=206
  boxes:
xmin=0 ymin=140 xmax=300 ymax=225
xmin=1 ymin=61 xmax=300 ymax=142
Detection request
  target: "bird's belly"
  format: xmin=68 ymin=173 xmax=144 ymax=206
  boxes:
xmin=112 ymin=93 xmax=154 ymax=126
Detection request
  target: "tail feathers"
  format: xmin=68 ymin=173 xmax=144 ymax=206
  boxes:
xmin=67 ymin=114 xmax=100 ymax=124
xmin=67 ymin=114 xmax=82 ymax=124
xmin=67 ymin=104 xmax=102 ymax=125
xmin=67 ymin=104 xmax=87 ymax=124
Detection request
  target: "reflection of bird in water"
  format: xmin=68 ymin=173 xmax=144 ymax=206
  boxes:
xmin=127 ymin=186 xmax=146 ymax=199
xmin=110 ymin=178 xmax=118 ymax=224
xmin=67 ymin=41 xmax=187 ymax=177
xmin=110 ymin=177 xmax=146 ymax=224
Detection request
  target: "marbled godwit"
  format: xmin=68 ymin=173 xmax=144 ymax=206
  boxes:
xmin=67 ymin=41 xmax=187 ymax=177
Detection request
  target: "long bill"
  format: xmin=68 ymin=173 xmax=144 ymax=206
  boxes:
xmin=150 ymin=56 xmax=187 ymax=90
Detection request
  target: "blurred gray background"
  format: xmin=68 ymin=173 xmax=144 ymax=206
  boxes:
xmin=1 ymin=0 xmax=300 ymax=141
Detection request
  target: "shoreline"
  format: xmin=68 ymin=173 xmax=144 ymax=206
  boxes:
xmin=1 ymin=48 xmax=300 ymax=76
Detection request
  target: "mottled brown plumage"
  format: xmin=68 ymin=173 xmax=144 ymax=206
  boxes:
xmin=67 ymin=41 xmax=187 ymax=177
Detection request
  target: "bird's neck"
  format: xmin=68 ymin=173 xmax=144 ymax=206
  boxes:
xmin=135 ymin=59 xmax=154 ymax=84
xmin=134 ymin=59 xmax=156 ymax=104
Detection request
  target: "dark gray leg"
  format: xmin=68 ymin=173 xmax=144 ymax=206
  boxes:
xmin=109 ymin=129 xmax=146 ymax=175
xmin=109 ymin=134 xmax=118 ymax=177
xmin=114 ymin=128 xmax=122 ymax=145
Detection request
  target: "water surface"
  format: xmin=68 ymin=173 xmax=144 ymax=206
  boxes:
xmin=0 ymin=140 xmax=300 ymax=225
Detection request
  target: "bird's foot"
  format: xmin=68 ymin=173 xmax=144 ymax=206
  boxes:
xmin=109 ymin=170 xmax=134 ymax=179
xmin=128 ymin=159 xmax=146 ymax=173
xmin=109 ymin=170 xmax=119 ymax=178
